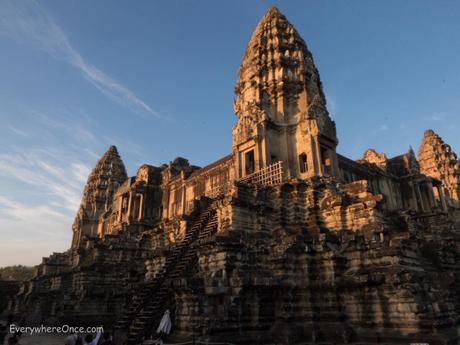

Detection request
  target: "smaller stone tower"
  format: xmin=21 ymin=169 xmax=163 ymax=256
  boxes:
xmin=71 ymin=146 xmax=128 ymax=247
xmin=418 ymin=129 xmax=460 ymax=208
xmin=232 ymin=7 xmax=339 ymax=181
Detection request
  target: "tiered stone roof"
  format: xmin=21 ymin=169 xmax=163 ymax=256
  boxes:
xmin=234 ymin=7 xmax=334 ymax=138
xmin=418 ymin=129 xmax=460 ymax=204
xmin=72 ymin=146 xmax=128 ymax=233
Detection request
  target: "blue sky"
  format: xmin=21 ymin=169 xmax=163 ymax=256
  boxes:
xmin=0 ymin=0 xmax=459 ymax=266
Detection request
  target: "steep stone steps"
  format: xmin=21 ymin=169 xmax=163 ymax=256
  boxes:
xmin=114 ymin=203 xmax=219 ymax=345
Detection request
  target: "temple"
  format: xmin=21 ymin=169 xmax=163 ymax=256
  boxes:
xmin=10 ymin=7 xmax=460 ymax=345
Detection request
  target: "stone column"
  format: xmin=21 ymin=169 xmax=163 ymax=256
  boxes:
xmin=118 ymin=197 xmax=123 ymax=222
xmin=234 ymin=150 xmax=241 ymax=179
xmin=138 ymin=193 xmax=144 ymax=220
xmin=181 ymin=183 xmax=186 ymax=216
xmin=71 ymin=231 xmax=78 ymax=248
xmin=438 ymin=186 xmax=448 ymax=211
xmin=164 ymin=188 xmax=170 ymax=219
xmin=409 ymin=183 xmax=418 ymax=210
xmin=97 ymin=222 xmax=104 ymax=237
xmin=283 ymin=127 xmax=293 ymax=179
xmin=314 ymin=138 xmax=323 ymax=176
xmin=76 ymin=231 xmax=82 ymax=248
xmin=415 ymin=184 xmax=425 ymax=212
xmin=127 ymin=191 xmax=134 ymax=221
xmin=330 ymin=150 xmax=340 ymax=178
xmin=306 ymin=135 xmax=316 ymax=178
xmin=254 ymin=139 xmax=261 ymax=173
xmin=261 ymin=127 xmax=269 ymax=166
xmin=427 ymin=183 xmax=437 ymax=210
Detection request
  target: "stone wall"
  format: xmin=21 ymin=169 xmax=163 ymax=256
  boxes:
xmin=169 ymin=180 xmax=459 ymax=344
xmin=0 ymin=281 xmax=20 ymax=320
xmin=13 ymin=234 xmax=150 ymax=327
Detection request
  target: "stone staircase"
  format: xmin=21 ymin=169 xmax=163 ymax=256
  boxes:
xmin=114 ymin=203 xmax=219 ymax=345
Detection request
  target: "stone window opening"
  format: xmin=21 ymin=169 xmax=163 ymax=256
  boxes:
xmin=245 ymin=150 xmax=255 ymax=176
xmin=121 ymin=195 xmax=128 ymax=212
xmin=320 ymin=146 xmax=332 ymax=175
xmin=299 ymin=153 xmax=308 ymax=173
xmin=414 ymin=186 xmax=424 ymax=212
xmin=420 ymin=184 xmax=434 ymax=212
xmin=134 ymin=194 xmax=142 ymax=220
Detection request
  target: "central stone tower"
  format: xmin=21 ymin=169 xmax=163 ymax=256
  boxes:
xmin=232 ymin=7 xmax=339 ymax=180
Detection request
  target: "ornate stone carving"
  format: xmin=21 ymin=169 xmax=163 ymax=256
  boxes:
xmin=418 ymin=129 xmax=460 ymax=206
xmin=361 ymin=149 xmax=388 ymax=169
xmin=232 ymin=101 xmax=267 ymax=146
xmin=72 ymin=146 xmax=127 ymax=246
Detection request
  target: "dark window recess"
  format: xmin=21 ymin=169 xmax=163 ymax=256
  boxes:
xmin=245 ymin=150 xmax=255 ymax=175
xmin=299 ymin=153 xmax=308 ymax=173
xmin=134 ymin=195 xmax=141 ymax=219
xmin=320 ymin=146 xmax=332 ymax=175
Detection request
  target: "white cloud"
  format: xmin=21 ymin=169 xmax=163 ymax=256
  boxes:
xmin=0 ymin=196 xmax=70 ymax=266
xmin=0 ymin=196 xmax=69 ymax=226
xmin=379 ymin=124 xmax=389 ymax=131
xmin=9 ymin=126 xmax=29 ymax=137
xmin=0 ymin=109 xmax=97 ymax=266
xmin=0 ymin=143 xmax=89 ymax=266
xmin=0 ymin=1 xmax=161 ymax=266
xmin=0 ymin=106 xmax=138 ymax=266
xmin=0 ymin=149 xmax=88 ymax=211
xmin=0 ymin=0 xmax=163 ymax=119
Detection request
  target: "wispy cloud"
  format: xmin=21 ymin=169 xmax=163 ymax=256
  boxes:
xmin=0 ymin=148 xmax=89 ymax=211
xmin=0 ymin=105 xmax=150 ymax=265
xmin=0 ymin=195 xmax=71 ymax=266
xmin=0 ymin=196 xmax=70 ymax=229
xmin=9 ymin=126 xmax=29 ymax=137
xmin=0 ymin=108 xmax=102 ymax=266
xmin=0 ymin=0 xmax=162 ymax=119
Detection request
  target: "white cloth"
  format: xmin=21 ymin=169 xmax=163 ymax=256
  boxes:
xmin=156 ymin=309 xmax=171 ymax=334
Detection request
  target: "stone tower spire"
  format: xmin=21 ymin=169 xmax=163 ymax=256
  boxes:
xmin=418 ymin=129 xmax=460 ymax=207
xmin=232 ymin=7 xmax=339 ymax=180
xmin=71 ymin=146 xmax=128 ymax=247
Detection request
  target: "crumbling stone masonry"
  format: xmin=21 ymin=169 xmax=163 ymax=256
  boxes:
xmin=0 ymin=281 xmax=19 ymax=320
xmin=10 ymin=7 xmax=459 ymax=345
